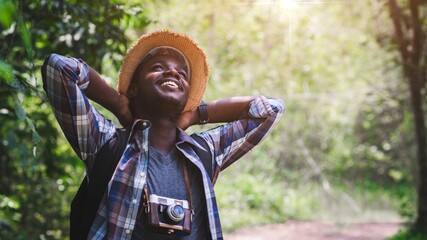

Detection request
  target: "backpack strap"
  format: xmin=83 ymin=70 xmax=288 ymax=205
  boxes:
xmin=191 ymin=134 xmax=214 ymax=181
xmin=70 ymin=128 xmax=130 ymax=240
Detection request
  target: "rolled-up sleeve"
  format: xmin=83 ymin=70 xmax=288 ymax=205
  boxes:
xmin=41 ymin=54 xmax=115 ymax=167
xmin=199 ymin=96 xmax=285 ymax=175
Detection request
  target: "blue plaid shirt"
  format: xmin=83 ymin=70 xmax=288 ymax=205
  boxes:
xmin=42 ymin=54 xmax=285 ymax=240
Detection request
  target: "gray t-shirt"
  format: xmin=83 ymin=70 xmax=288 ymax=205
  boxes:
xmin=132 ymin=146 xmax=209 ymax=240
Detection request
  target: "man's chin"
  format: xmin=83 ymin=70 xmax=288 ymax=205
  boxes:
xmin=160 ymin=93 xmax=187 ymax=110
xmin=134 ymin=92 xmax=187 ymax=115
xmin=152 ymin=96 xmax=186 ymax=114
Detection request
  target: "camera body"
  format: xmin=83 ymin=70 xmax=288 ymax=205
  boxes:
xmin=144 ymin=194 xmax=192 ymax=235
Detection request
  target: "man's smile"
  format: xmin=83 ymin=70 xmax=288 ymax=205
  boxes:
xmin=161 ymin=81 xmax=179 ymax=88
xmin=157 ymin=78 xmax=182 ymax=91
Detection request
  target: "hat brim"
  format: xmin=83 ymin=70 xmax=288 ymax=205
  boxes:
xmin=118 ymin=30 xmax=209 ymax=112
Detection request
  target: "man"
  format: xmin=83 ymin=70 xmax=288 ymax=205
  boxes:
xmin=42 ymin=30 xmax=284 ymax=240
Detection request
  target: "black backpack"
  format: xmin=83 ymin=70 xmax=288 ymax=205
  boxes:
xmin=70 ymin=128 xmax=130 ymax=240
xmin=69 ymin=129 xmax=212 ymax=240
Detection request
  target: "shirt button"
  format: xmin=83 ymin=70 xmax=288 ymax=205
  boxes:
xmin=142 ymin=122 xmax=147 ymax=127
xmin=132 ymin=199 xmax=137 ymax=204
xmin=125 ymin=229 xmax=131 ymax=235
xmin=140 ymin=172 xmax=145 ymax=177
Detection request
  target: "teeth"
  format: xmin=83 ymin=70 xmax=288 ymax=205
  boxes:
xmin=161 ymin=81 xmax=178 ymax=88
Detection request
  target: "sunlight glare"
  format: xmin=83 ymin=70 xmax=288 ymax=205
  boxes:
xmin=280 ymin=0 xmax=299 ymax=10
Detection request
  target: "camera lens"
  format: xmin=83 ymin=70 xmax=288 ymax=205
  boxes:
xmin=167 ymin=204 xmax=185 ymax=222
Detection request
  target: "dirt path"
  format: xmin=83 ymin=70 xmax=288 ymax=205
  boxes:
xmin=224 ymin=221 xmax=402 ymax=240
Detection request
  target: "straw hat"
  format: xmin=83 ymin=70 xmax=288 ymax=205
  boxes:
xmin=117 ymin=30 xmax=209 ymax=112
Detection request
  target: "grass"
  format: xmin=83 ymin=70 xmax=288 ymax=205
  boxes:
xmin=215 ymin=167 xmax=406 ymax=233
xmin=387 ymin=228 xmax=427 ymax=240
xmin=215 ymin=172 xmax=318 ymax=232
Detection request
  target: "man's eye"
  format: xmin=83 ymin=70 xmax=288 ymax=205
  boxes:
xmin=179 ymin=71 xmax=187 ymax=79
xmin=151 ymin=65 xmax=163 ymax=71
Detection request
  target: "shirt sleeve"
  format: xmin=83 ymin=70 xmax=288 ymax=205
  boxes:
xmin=41 ymin=54 xmax=116 ymax=167
xmin=199 ymin=96 xmax=285 ymax=176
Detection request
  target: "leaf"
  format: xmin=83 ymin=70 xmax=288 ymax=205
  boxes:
xmin=46 ymin=0 xmax=52 ymax=10
xmin=18 ymin=19 xmax=32 ymax=55
xmin=0 ymin=0 xmax=16 ymax=28
xmin=0 ymin=195 xmax=20 ymax=209
xmin=389 ymin=169 xmax=404 ymax=182
xmin=26 ymin=116 xmax=42 ymax=146
xmin=0 ymin=60 xmax=13 ymax=84
xmin=12 ymin=94 xmax=26 ymax=119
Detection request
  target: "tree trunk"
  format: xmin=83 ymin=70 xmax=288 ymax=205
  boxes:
xmin=388 ymin=0 xmax=427 ymax=232
xmin=409 ymin=66 xmax=427 ymax=232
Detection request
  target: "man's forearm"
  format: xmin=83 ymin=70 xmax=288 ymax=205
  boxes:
xmin=84 ymin=67 xmax=133 ymax=126
xmin=206 ymin=96 xmax=255 ymax=123
xmin=85 ymin=67 xmax=121 ymax=116
xmin=182 ymin=96 xmax=256 ymax=127
xmin=179 ymin=96 xmax=255 ymax=129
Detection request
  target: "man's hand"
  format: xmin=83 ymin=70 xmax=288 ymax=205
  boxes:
xmin=177 ymin=110 xmax=197 ymax=130
xmin=116 ymin=94 xmax=133 ymax=127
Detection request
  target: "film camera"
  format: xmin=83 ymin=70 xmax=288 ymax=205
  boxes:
xmin=143 ymin=194 xmax=192 ymax=235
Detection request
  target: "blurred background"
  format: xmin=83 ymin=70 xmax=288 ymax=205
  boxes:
xmin=1 ymin=0 xmax=426 ymax=239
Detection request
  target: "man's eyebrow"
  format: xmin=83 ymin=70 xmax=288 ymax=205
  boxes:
xmin=150 ymin=60 xmax=188 ymax=73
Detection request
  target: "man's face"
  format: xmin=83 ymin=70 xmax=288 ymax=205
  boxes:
xmin=131 ymin=54 xmax=190 ymax=114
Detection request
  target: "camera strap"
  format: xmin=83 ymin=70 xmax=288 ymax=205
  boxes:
xmin=182 ymin=161 xmax=194 ymax=217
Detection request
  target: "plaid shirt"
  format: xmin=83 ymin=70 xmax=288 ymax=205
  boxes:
xmin=42 ymin=54 xmax=285 ymax=240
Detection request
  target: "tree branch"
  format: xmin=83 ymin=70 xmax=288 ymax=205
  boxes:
xmin=409 ymin=0 xmax=423 ymax=65
xmin=388 ymin=0 xmax=410 ymax=65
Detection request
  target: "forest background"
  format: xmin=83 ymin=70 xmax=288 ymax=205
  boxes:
xmin=1 ymin=0 xmax=426 ymax=239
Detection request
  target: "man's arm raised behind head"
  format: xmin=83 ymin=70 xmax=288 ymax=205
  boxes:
xmin=197 ymin=96 xmax=285 ymax=177
xmin=42 ymin=54 xmax=125 ymax=168
xmin=177 ymin=96 xmax=256 ymax=130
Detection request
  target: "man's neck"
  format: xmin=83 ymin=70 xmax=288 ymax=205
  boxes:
xmin=133 ymin=103 xmax=182 ymax=153
xmin=146 ymin=116 xmax=178 ymax=154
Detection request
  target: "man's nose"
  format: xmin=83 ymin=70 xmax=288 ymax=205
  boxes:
xmin=164 ymin=68 xmax=180 ymax=78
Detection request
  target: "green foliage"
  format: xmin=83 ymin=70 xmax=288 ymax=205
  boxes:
xmin=216 ymin=171 xmax=318 ymax=232
xmin=0 ymin=0 xmax=149 ymax=239
xmin=387 ymin=228 xmax=427 ymax=240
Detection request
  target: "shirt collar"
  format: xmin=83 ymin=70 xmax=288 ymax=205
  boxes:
xmin=176 ymin=128 xmax=208 ymax=153
xmin=129 ymin=119 xmax=207 ymax=153
xmin=129 ymin=119 xmax=151 ymax=151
